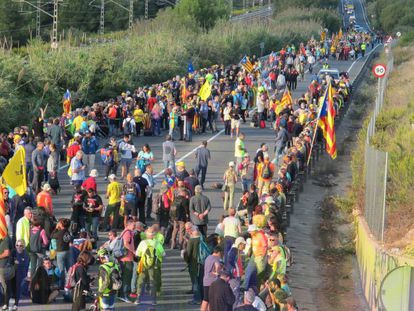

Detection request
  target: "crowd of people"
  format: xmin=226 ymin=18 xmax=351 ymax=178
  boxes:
xmin=0 ymin=25 xmax=370 ymax=311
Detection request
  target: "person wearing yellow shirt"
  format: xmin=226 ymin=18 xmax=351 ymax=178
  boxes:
xmin=103 ymin=174 xmax=123 ymax=231
xmin=133 ymin=105 xmax=144 ymax=136
xmin=72 ymin=114 xmax=85 ymax=132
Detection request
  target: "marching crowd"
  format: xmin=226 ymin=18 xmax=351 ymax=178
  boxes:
xmin=0 ymin=26 xmax=369 ymax=311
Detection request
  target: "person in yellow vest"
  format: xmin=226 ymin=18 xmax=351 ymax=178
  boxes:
xmin=16 ymin=207 xmax=32 ymax=249
xmin=234 ymin=132 xmax=246 ymax=173
xmin=103 ymin=174 xmax=123 ymax=231
xmin=361 ymin=42 xmax=366 ymax=57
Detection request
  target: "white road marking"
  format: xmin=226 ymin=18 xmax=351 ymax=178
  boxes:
xmin=153 ymin=129 xmax=225 ymax=178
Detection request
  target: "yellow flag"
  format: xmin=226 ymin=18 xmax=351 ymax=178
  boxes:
xmin=338 ymin=28 xmax=343 ymax=40
xmin=198 ymin=81 xmax=212 ymax=101
xmin=2 ymin=147 xmax=27 ymax=196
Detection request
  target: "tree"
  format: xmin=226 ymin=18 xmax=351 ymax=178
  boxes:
xmin=175 ymin=0 xmax=230 ymax=30
xmin=0 ymin=0 xmax=29 ymax=45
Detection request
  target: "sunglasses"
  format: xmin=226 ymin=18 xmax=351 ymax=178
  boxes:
xmin=16 ymin=244 xmax=24 ymax=247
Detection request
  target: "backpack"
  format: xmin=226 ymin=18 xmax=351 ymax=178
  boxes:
xmin=124 ymin=119 xmax=132 ymax=134
xmin=112 ymin=230 xmax=129 ymax=258
xmin=65 ymin=263 xmax=81 ymax=290
xmin=142 ymin=242 xmax=156 ymax=269
xmin=100 ymin=148 xmax=114 ymax=165
xmin=197 ymin=236 xmax=211 ymax=265
xmin=29 ymin=228 xmax=43 ymax=253
xmin=101 ymin=262 xmax=122 ymax=291
xmin=281 ymin=245 xmax=294 ymax=267
xmin=261 ymin=163 xmax=271 ymax=179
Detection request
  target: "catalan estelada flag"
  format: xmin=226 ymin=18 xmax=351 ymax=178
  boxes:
xmin=0 ymin=185 xmax=8 ymax=239
xmin=63 ymin=89 xmax=72 ymax=114
xmin=240 ymin=55 xmax=254 ymax=73
xmin=318 ymin=82 xmax=337 ymax=159
xmin=280 ymin=89 xmax=293 ymax=107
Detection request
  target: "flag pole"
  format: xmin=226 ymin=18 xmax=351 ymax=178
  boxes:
xmin=306 ymin=83 xmax=329 ymax=167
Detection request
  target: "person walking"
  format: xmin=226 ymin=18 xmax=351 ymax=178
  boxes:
xmin=142 ymin=165 xmax=156 ymax=221
xmin=50 ymin=218 xmax=72 ymax=290
xmin=195 ymin=141 xmax=210 ymax=190
xmin=189 ymin=186 xmax=211 ymax=237
xmin=103 ymin=174 xmax=122 ymax=231
xmin=234 ymin=132 xmax=246 ymax=173
xmin=81 ymin=131 xmax=99 ymax=173
xmin=118 ymin=135 xmax=136 ymax=179
xmin=134 ymin=226 xmax=165 ymax=306
xmin=208 ymin=270 xmax=235 ymax=311
xmin=133 ymin=168 xmax=149 ymax=224
xmin=222 ymin=208 xmax=242 ymax=265
xmin=162 ymin=135 xmax=177 ymax=175
xmin=31 ymin=141 xmax=46 ymax=194
xmin=96 ymin=248 xmax=120 ymax=311
xmin=223 ymin=162 xmax=237 ymax=211
xmin=118 ymin=220 xmax=136 ymax=302
xmin=201 ymin=246 xmax=223 ymax=311
xmin=70 ymin=151 xmax=86 ymax=187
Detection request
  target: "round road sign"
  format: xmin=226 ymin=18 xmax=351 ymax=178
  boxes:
xmin=373 ymin=64 xmax=387 ymax=78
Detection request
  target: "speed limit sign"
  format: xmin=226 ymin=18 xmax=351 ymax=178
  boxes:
xmin=373 ymin=64 xmax=387 ymax=78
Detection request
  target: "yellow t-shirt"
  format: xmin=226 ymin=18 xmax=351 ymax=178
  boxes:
xmin=133 ymin=109 xmax=144 ymax=123
xmin=107 ymin=181 xmax=122 ymax=205
xmin=73 ymin=115 xmax=84 ymax=131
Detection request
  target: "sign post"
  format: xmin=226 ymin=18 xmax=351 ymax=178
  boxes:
xmin=373 ymin=64 xmax=387 ymax=111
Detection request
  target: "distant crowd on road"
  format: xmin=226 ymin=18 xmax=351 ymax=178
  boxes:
xmin=0 ymin=25 xmax=371 ymax=310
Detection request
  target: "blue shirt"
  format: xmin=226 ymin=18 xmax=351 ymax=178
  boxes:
xmin=81 ymin=136 xmax=99 ymax=154
xmin=70 ymin=157 xmax=85 ymax=181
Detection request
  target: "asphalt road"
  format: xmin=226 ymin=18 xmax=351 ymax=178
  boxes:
xmin=20 ymin=0 xmax=376 ymax=309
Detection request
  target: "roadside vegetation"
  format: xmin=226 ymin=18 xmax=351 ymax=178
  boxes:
xmin=0 ymin=1 xmax=325 ymax=132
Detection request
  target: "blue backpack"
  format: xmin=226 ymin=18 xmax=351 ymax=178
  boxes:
xmin=197 ymin=236 xmax=211 ymax=265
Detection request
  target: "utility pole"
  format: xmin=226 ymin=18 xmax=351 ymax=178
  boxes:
xmin=129 ymin=0 xmax=133 ymax=30
xmin=13 ymin=0 xmax=61 ymax=48
xmin=100 ymin=0 xmax=105 ymax=35
xmin=36 ymin=0 xmax=41 ymax=38
xmin=51 ymin=0 xmax=58 ymax=49
xmin=145 ymin=0 xmax=148 ymax=20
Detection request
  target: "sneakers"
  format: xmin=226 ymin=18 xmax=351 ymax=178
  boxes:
xmin=133 ymin=296 xmax=141 ymax=305
xmin=12 ymin=307 xmax=17 ymax=311
xmin=188 ymin=300 xmax=201 ymax=305
xmin=118 ymin=296 xmax=131 ymax=303
xmin=2 ymin=306 xmax=8 ymax=311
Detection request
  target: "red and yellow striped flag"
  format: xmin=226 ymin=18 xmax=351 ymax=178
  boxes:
xmin=280 ymin=90 xmax=293 ymax=107
xmin=0 ymin=185 xmax=8 ymax=239
xmin=318 ymin=82 xmax=337 ymax=159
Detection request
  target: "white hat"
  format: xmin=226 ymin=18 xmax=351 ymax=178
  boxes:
xmin=108 ymin=174 xmax=116 ymax=180
xmin=74 ymin=132 xmax=81 ymax=138
xmin=229 ymin=161 xmax=235 ymax=167
xmin=233 ymin=237 xmax=246 ymax=248
xmin=89 ymin=169 xmax=99 ymax=178
xmin=247 ymin=224 xmax=258 ymax=232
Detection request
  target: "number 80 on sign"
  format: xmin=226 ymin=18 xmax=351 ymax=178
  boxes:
xmin=373 ymin=64 xmax=387 ymax=78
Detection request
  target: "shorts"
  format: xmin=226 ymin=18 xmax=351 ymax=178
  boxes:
xmin=120 ymin=158 xmax=132 ymax=168
xmin=203 ymin=286 xmax=210 ymax=302
xmin=124 ymin=200 xmax=137 ymax=217
xmin=231 ymin=119 xmax=240 ymax=129
xmin=100 ymin=294 xmax=115 ymax=309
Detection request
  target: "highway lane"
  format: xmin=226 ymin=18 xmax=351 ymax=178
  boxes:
xmin=21 ymin=1 xmax=376 ymax=309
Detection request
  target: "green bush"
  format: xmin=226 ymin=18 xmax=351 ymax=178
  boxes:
xmin=0 ymin=9 xmax=321 ymax=132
